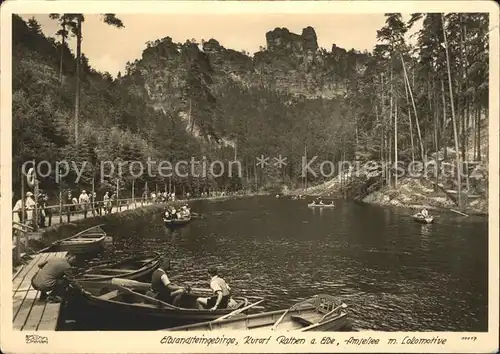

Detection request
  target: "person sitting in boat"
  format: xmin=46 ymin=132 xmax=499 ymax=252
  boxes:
xmin=30 ymin=253 xmax=78 ymax=303
xmin=170 ymin=208 xmax=178 ymax=219
xmin=148 ymin=260 xmax=189 ymax=306
xmin=196 ymin=267 xmax=231 ymax=311
xmin=164 ymin=209 xmax=170 ymax=220
xmin=420 ymin=208 xmax=429 ymax=218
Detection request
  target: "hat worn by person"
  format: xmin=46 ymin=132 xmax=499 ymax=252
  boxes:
xmin=26 ymin=192 xmax=33 ymax=197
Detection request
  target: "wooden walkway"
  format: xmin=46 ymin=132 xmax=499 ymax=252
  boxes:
xmin=12 ymin=251 xmax=67 ymax=331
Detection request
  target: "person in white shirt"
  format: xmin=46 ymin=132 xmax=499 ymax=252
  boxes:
xmin=196 ymin=267 xmax=231 ymax=310
xmin=103 ymin=192 xmax=111 ymax=214
xmin=13 ymin=196 xmax=23 ymax=225
xmin=78 ymin=190 xmax=90 ymax=218
xmin=25 ymin=192 xmax=36 ymax=226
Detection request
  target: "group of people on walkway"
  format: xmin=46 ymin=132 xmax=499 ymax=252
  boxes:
xmin=66 ymin=190 xmax=117 ymax=217
xmin=13 ymin=191 xmax=51 ymax=228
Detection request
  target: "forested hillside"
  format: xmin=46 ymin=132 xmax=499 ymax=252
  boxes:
xmin=12 ymin=13 xmax=489 ymax=210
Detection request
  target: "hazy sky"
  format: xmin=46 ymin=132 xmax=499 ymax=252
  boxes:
xmin=23 ymin=13 xmax=419 ymax=77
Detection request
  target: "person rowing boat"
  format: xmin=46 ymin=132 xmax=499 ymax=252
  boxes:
xmin=147 ymin=260 xmax=190 ymax=306
xmin=415 ymin=208 xmax=430 ymax=218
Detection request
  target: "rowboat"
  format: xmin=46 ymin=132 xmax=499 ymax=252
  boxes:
xmin=412 ymin=214 xmax=434 ymax=224
xmin=74 ymin=252 xmax=162 ymax=282
xmin=67 ymin=281 xmax=250 ymax=330
xmin=308 ymin=203 xmax=335 ymax=208
xmin=50 ymin=225 xmax=107 ymax=254
xmin=163 ymin=216 xmax=192 ymax=227
xmin=166 ymin=294 xmax=350 ymax=332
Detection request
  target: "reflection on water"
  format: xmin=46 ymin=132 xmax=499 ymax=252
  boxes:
xmin=70 ymin=196 xmax=488 ymax=331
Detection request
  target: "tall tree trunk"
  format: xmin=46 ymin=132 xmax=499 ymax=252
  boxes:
xmin=476 ymin=107 xmax=481 ymax=161
xmin=472 ymin=104 xmax=477 ymax=160
xmin=380 ymin=73 xmax=386 ymax=185
xmin=441 ymin=80 xmax=448 ymax=160
xmin=400 ymin=53 xmax=425 ymax=160
xmin=74 ymin=16 xmax=82 ymax=146
xmin=442 ymin=13 xmax=462 ymax=208
xmin=389 ymin=66 xmax=393 ymax=187
xmin=394 ymin=100 xmax=398 ymax=188
xmin=428 ymin=76 xmax=439 ymax=191
xmin=59 ymin=19 xmax=66 ymax=85
xmin=433 ymin=94 xmax=440 ymax=191
xmin=460 ymin=17 xmax=469 ymax=162
xmin=403 ymin=71 xmax=415 ymax=163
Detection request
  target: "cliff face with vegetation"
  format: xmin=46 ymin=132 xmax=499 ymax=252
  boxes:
xmin=13 ymin=13 xmax=489 ymax=213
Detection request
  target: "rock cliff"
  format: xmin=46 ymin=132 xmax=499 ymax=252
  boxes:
xmin=121 ymin=26 xmax=370 ymax=139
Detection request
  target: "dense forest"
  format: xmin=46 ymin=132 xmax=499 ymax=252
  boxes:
xmin=12 ymin=13 xmax=489 ymax=208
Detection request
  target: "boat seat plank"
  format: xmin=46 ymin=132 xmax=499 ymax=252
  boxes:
xmin=291 ymin=314 xmax=317 ymax=326
xmin=82 ymin=274 xmax=117 ymax=278
xmin=97 ymin=290 xmax=120 ymax=300
xmin=97 ymin=268 xmax=131 ymax=273
xmin=247 ymin=319 xmax=277 ymax=329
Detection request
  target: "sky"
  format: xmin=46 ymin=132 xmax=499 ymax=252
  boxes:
xmin=23 ymin=13 xmax=419 ymax=77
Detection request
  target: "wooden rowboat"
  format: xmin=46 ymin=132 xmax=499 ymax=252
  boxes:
xmin=412 ymin=214 xmax=434 ymax=224
xmin=67 ymin=281 xmax=249 ymax=330
xmin=74 ymin=252 xmax=162 ymax=282
xmin=50 ymin=225 xmax=107 ymax=254
xmin=308 ymin=203 xmax=335 ymax=208
xmin=166 ymin=294 xmax=350 ymax=332
xmin=163 ymin=216 xmax=192 ymax=227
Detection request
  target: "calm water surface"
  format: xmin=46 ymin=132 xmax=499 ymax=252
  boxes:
xmin=73 ymin=196 xmax=488 ymax=331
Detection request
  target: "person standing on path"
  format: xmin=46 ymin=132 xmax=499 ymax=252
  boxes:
xmin=25 ymin=192 xmax=36 ymax=226
xmin=103 ymin=192 xmax=111 ymax=214
xmin=78 ymin=190 xmax=90 ymax=218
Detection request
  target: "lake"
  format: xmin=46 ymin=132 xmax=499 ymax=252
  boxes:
xmin=66 ymin=195 xmax=488 ymax=331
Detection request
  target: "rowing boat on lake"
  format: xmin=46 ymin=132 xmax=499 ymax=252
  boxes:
xmin=165 ymin=294 xmax=350 ymax=331
xmin=412 ymin=214 xmax=434 ymax=224
xmin=75 ymin=252 xmax=162 ymax=282
xmin=308 ymin=203 xmax=335 ymax=208
xmin=67 ymin=281 xmax=249 ymax=329
xmin=163 ymin=216 xmax=192 ymax=227
xmin=48 ymin=225 xmax=107 ymax=254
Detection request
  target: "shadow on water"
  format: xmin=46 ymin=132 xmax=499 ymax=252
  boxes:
xmin=62 ymin=196 xmax=488 ymax=331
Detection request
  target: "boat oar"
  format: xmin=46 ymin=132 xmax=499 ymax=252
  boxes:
xmin=213 ymin=299 xmax=264 ymax=322
xmin=113 ymin=284 xmax=178 ymax=309
xmin=111 ymin=278 xmax=211 ymax=294
xmin=271 ymin=302 xmax=301 ymax=331
xmin=296 ymin=303 xmax=348 ymax=332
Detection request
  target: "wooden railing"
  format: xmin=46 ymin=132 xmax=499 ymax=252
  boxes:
xmin=11 ymin=197 xmax=157 ymax=264
xmin=12 ymin=197 xmax=160 ymax=229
